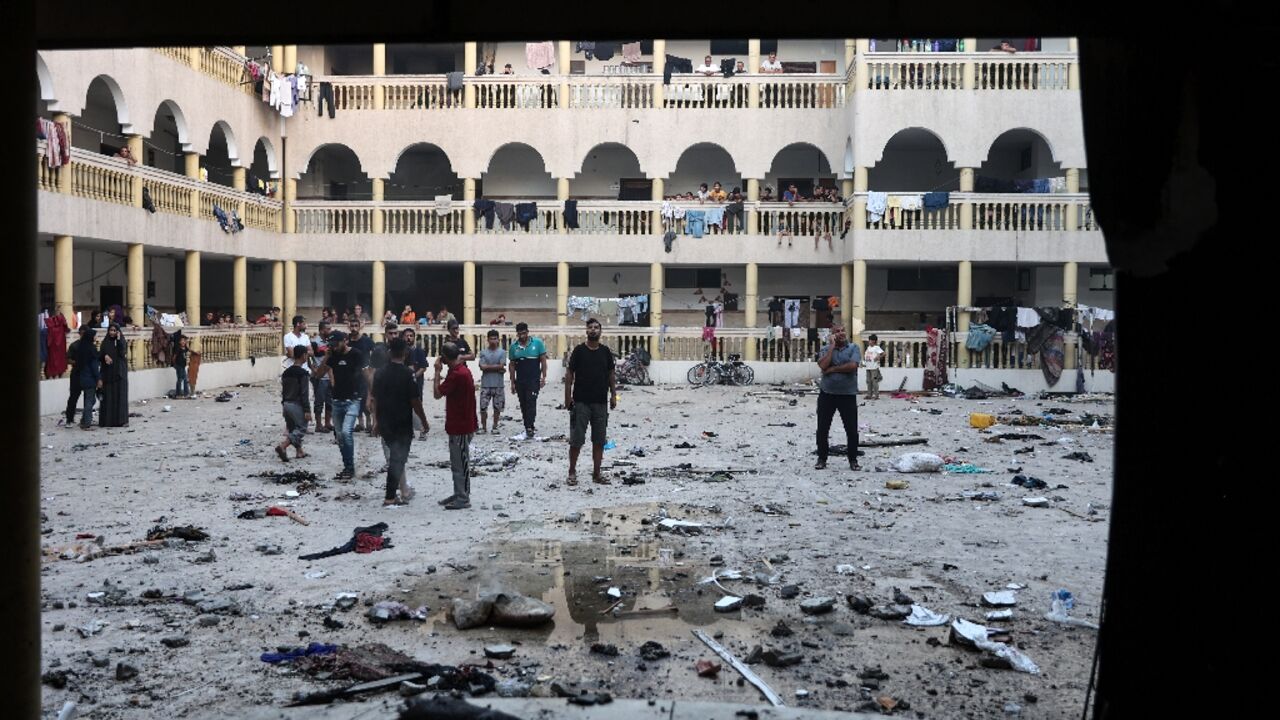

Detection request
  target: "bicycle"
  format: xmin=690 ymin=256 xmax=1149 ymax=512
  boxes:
xmin=616 ymin=347 xmax=652 ymax=386
xmin=686 ymin=352 xmax=755 ymax=386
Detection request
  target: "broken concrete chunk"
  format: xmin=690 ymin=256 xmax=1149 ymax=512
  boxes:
xmin=1022 ymin=496 xmax=1050 ymax=507
xmin=115 ymin=662 xmax=139 ymax=681
xmin=779 ymin=585 xmax=801 ymax=599
xmin=847 ymin=595 xmax=874 ymax=614
xmin=160 ymin=636 xmax=189 ymax=648
xmin=490 ymin=593 xmax=555 ymax=627
xmin=448 ymin=597 xmax=495 ymax=630
xmin=800 ymin=597 xmax=836 ymax=615
xmin=762 ymin=649 xmax=803 ymax=667
xmin=483 ymin=644 xmax=516 ymax=660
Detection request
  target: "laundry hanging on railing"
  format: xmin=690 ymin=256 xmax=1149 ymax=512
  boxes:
xmin=867 ymin=192 xmax=888 ymax=223
xmin=660 ymin=201 xmax=687 ymax=221
xmin=663 ymin=55 xmax=693 ymax=84
xmin=618 ymin=295 xmax=648 ymax=325
xmin=213 ymin=204 xmax=244 ymax=234
xmin=446 ymin=72 xmax=464 ymax=92
xmin=1076 ymin=304 xmax=1115 ymax=328
xmin=568 ymin=296 xmax=600 ymax=319
xmin=472 ymin=199 xmax=496 ymax=229
xmin=621 ymin=42 xmax=642 ymax=63
xmin=922 ymin=192 xmax=950 ymax=210
xmin=976 ymin=175 xmax=1071 ymax=194
xmin=526 ymin=42 xmax=556 ymax=70
xmin=433 ymin=195 xmax=453 ymax=216
xmin=704 ymin=206 xmax=725 ymax=228
xmin=515 ymin=202 xmax=538 ymax=230
xmin=37 ymin=118 xmax=69 ymax=168
xmin=965 ymin=323 xmax=998 ymax=352
xmin=685 ymin=210 xmax=707 ymax=238
xmin=563 ymin=200 xmax=579 ymax=230
xmin=494 ymin=202 xmax=516 ymax=230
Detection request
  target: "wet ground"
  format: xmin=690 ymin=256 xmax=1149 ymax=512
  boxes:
xmin=38 ymin=380 xmax=1115 ymax=718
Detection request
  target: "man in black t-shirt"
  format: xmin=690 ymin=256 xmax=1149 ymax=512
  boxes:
xmin=564 ymin=318 xmax=617 ymax=486
xmin=348 ymin=322 xmax=374 ymax=431
xmin=275 ymin=344 xmax=312 ymax=462
xmin=444 ymin=319 xmax=474 ymax=361
xmin=313 ymin=331 xmax=365 ymax=480
xmin=370 ymin=337 xmax=430 ymax=506
xmin=768 ymin=297 xmax=784 ymax=327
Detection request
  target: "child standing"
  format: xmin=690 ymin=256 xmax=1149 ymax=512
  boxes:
xmin=276 ymin=344 xmax=312 ymax=461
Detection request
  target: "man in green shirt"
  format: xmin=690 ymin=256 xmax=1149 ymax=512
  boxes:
xmin=507 ymin=322 xmax=547 ymax=440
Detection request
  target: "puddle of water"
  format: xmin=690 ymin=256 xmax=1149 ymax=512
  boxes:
xmin=409 ymin=503 xmax=732 ymax=646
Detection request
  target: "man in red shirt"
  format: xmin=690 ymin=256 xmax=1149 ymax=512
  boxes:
xmin=432 ymin=342 xmax=478 ymax=510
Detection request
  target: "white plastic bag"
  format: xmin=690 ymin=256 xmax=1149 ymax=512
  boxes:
xmin=892 ymin=452 xmax=945 ymax=473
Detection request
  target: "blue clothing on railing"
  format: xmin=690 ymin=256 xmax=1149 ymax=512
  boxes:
xmin=685 ymin=210 xmax=706 ymax=238
xmin=515 ymin=202 xmax=538 ymax=230
xmin=473 ymin=199 xmax=496 ymax=229
xmin=922 ymin=192 xmax=950 ymax=210
xmin=1033 ymin=178 xmax=1051 ymax=194
xmin=867 ymin=192 xmax=888 ymax=222
xmin=563 ymin=199 xmax=579 ymax=229
xmin=704 ymin=206 xmax=725 ymax=228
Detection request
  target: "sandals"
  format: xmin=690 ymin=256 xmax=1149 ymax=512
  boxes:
xmin=592 ymin=473 xmax=611 ymax=485
xmin=566 ymin=472 xmax=579 ymax=486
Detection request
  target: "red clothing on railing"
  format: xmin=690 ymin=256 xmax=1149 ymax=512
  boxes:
xmin=44 ymin=314 xmax=69 ymax=378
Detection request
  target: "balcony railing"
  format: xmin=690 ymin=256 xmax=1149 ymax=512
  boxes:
xmin=382 ymin=201 xmax=469 ymax=234
xmin=38 ymin=142 xmax=283 ymax=229
xmin=856 ymin=192 xmax=1094 ymax=231
xmin=863 ymin=52 xmax=1075 ymax=91
xmin=152 ymin=46 xmax=256 ymax=95
xmin=42 ymin=326 xmax=283 ymax=379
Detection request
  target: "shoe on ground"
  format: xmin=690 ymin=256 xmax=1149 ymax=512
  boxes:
xmin=335 ymin=469 xmax=354 ymax=480
xmin=443 ymin=497 xmax=471 ymax=510
xmin=437 ymin=493 xmax=458 ymax=506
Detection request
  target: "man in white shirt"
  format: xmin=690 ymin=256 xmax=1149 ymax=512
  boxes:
xmin=863 ymin=333 xmax=885 ymax=400
xmin=696 ymin=55 xmax=718 ymax=76
xmin=760 ymin=51 xmax=783 ymax=73
xmin=283 ymin=315 xmax=311 ymax=367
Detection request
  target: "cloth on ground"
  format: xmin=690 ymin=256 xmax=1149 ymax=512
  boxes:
xmin=261 ymin=643 xmax=338 ymax=664
xmin=867 ymin=192 xmax=888 ymax=223
xmin=298 ymin=522 xmax=391 ymax=560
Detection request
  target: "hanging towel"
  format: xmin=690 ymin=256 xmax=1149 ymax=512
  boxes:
xmin=446 ymin=71 xmax=464 ymax=91
xmin=685 ymin=210 xmax=706 ymax=238
xmin=704 ymin=206 xmax=725 ymax=227
xmin=526 ymin=42 xmax=556 ymax=70
xmin=867 ymin=192 xmax=889 ymax=223
xmin=922 ymin=191 xmax=950 ymax=210
xmin=899 ymin=195 xmax=924 ymax=211
xmin=494 ymin=202 xmax=516 ymax=230
xmin=434 ymin=195 xmax=453 ymax=216
xmin=1015 ymin=307 xmax=1041 ymax=329
xmin=563 ymin=199 xmax=579 ymax=230
xmin=621 ymin=42 xmax=642 ymax=63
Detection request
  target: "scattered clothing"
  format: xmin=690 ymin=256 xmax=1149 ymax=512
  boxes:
xmin=867 ymin=192 xmax=888 ymax=223
xmin=515 ymin=202 xmax=538 ymax=230
xmin=563 ymin=199 xmax=579 ymax=229
xmin=472 ymin=199 xmax=496 ymax=230
xmin=494 ymin=202 xmax=516 ymax=230
xmin=922 ymin=192 xmax=951 ymax=210
xmin=298 ymin=523 xmax=392 ymax=560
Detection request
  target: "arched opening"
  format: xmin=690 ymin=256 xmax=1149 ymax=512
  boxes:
xmin=204 ymin=122 xmax=239 ymax=188
xmin=577 ymin=143 xmax=645 ymax=200
xmin=977 ymin=129 xmax=1063 ymax=192
xmin=248 ymin=137 xmax=278 ymax=196
xmin=668 ymin=143 xmax=742 ymax=199
xmin=144 ymin=100 xmax=189 ymax=174
xmin=480 ymin=143 xmax=554 ymax=199
xmin=387 ymin=143 xmax=462 ymax=200
xmin=74 ymin=75 xmax=129 ymax=155
xmin=297 ymin=144 xmax=370 ymax=200
xmin=868 ymin=128 xmax=956 ymax=191
xmin=386 ymin=43 xmax=465 ymax=74
xmin=766 ymin=142 xmax=837 ymax=200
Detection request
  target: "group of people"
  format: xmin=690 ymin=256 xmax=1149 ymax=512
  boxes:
xmin=274 ymin=314 xmax=621 ymax=510
xmin=61 ymin=323 xmax=131 ymax=430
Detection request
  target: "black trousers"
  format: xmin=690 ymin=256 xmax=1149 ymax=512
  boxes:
xmin=317 ymin=82 xmax=335 ymax=118
xmin=816 ymin=391 xmax=858 ymax=464
xmin=516 ymin=384 xmax=539 ymax=432
xmin=65 ymin=372 xmax=82 ymax=424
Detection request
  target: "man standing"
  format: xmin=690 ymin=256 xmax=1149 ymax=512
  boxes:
xmin=760 ymin=51 xmax=784 ymax=73
xmin=284 ymin=315 xmax=310 ymax=365
xmin=63 ymin=326 xmax=89 ymax=427
xmin=696 ymin=55 xmax=718 ymax=76
xmin=863 ymin=334 xmax=885 ymax=400
xmin=348 ymin=321 xmax=374 ymax=431
xmin=310 ymin=321 xmax=333 ymax=432
xmin=814 ymin=325 xmax=862 ymax=471
xmin=312 ymin=330 xmax=365 ymax=480
xmin=444 ymin=319 xmax=475 ymax=361
xmin=477 ymin=329 xmax=507 ymax=434
xmin=565 ymin=318 xmax=617 ymax=486
xmin=508 ymin=322 xmax=547 ymax=440
xmin=370 ymin=337 xmax=430 ymax=506
xmin=401 ymin=326 xmax=431 ymax=438
xmin=433 ymin=342 xmax=478 ymax=510
xmin=275 ymin=344 xmax=312 ymax=462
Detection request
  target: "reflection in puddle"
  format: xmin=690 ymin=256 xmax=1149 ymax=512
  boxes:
xmin=408 ymin=503 xmax=729 ymax=647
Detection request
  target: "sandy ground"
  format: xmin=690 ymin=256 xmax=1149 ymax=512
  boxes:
xmin=38 ymin=377 xmax=1114 ymax=719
